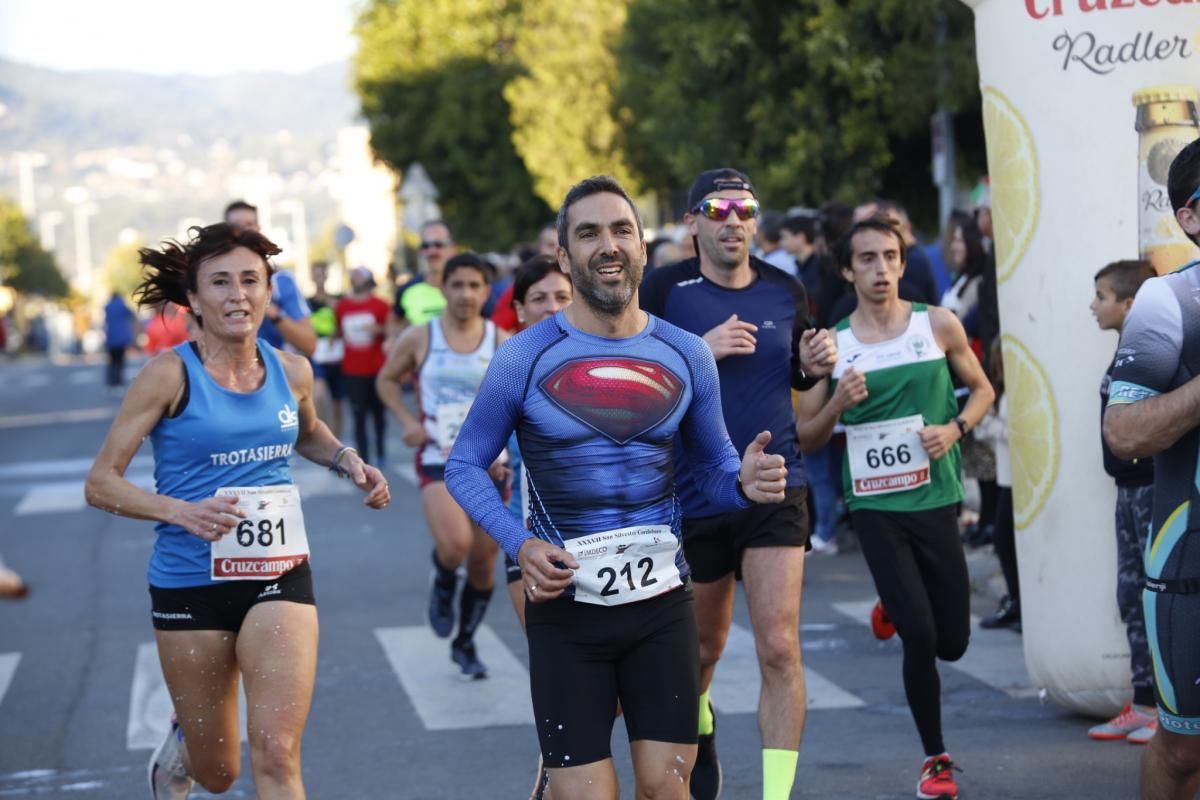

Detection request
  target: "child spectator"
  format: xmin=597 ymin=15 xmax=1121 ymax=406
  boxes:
xmin=1088 ymin=258 xmax=1158 ymax=745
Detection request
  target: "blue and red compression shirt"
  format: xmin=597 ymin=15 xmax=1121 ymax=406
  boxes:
xmin=444 ymin=310 xmax=750 ymax=581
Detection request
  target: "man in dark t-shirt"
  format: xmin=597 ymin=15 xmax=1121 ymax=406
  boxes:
xmin=640 ymin=168 xmax=837 ymax=800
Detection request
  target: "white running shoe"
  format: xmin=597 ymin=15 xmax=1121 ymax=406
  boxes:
xmin=1127 ymin=718 xmax=1159 ymax=745
xmin=148 ymin=718 xmax=193 ymax=799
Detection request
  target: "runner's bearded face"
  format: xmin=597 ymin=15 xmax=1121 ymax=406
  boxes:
xmin=443 ymin=268 xmax=490 ymax=323
xmin=562 ymin=192 xmax=646 ymax=316
xmin=843 ymin=229 xmax=906 ymax=305
xmin=690 ymin=190 xmax=757 ymax=272
xmin=187 ymin=246 xmax=270 ymax=337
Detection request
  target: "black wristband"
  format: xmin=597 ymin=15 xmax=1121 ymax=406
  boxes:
xmin=954 ymin=416 xmax=969 ymax=438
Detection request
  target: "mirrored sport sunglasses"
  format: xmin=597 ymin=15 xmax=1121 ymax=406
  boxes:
xmin=421 ymin=239 xmax=451 ymax=249
xmin=1189 ymin=185 xmax=1200 ymax=209
xmin=692 ymin=197 xmax=762 ymax=221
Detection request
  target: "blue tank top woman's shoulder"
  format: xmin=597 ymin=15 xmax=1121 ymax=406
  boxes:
xmin=148 ymin=339 xmax=299 ymax=588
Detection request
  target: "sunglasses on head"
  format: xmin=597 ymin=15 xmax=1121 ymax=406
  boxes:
xmin=421 ymin=239 xmax=450 ymax=250
xmin=1189 ymin=185 xmax=1200 ymax=209
xmin=692 ymin=197 xmax=761 ymax=221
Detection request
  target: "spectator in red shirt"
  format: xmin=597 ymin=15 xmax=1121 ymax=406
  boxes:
xmin=143 ymin=303 xmax=191 ymax=355
xmin=336 ymin=267 xmax=392 ymax=467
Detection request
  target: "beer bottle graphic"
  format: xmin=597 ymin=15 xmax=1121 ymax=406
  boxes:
xmin=1134 ymin=86 xmax=1200 ymax=274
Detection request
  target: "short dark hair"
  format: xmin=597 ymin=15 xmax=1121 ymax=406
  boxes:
xmin=557 ymin=175 xmax=644 ymax=248
xmin=135 ymin=223 xmax=280 ymax=327
xmin=758 ymin=211 xmax=784 ymax=245
xmin=865 ymin=197 xmax=907 ymax=219
xmin=836 ymin=216 xmax=908 ymax=271
xmin=1168 ymin=139 xmax=1200 ymax=214
xmin=442 ymin=252 xmax=493 ymax=285
xmin=1095 ymin=259 xmax=1156 ymax=301
xmin=513 ymin=255 xmax=571 ymax=305
xmin=782 ymin=213 xmax=816 ymax=241
xmin=818 ymin=201 xmax=854 ymax=246
xmin=223 ymin=200 xmax=257 ymax=220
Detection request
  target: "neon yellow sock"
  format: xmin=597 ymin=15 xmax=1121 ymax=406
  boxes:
xmin=763 ymin=748 xmax=798 ymax=800
xmin=698 ymin=689 xmax=714 ymax=736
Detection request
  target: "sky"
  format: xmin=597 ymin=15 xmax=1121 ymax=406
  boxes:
xmin=0 ymin=0 xmax=359 ymax=75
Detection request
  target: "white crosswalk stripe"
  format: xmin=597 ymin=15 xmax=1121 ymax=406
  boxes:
xmin=0 ymin=654 xmax=19 ymax=710
xmin=127 ymin=642 xmax=248 ymax=750
xmin=710 ymin=623 xmax=866 ymax=713
xmin=375 ymin=624 xmax=534 ymax=730
xmin=832 ymin=600 xmax=1036 ymax=698
xmin=0 ymin=600 xmax=1036 ymax=753
xmin=4 ymin=459 xmax=418 ymax=517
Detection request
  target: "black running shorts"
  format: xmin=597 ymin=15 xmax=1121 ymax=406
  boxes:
xmin=682 ymin=486 xmax=811 ymax=583
xmin=149 ymin=561 xmax=315 ymax=632
xmin=525 ymin=584 xmax=699 ymax=768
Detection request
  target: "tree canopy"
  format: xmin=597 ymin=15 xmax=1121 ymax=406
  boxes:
xmin=353 ymin=0 xmax=552 ymax=252
xmin=352 ymin=0 xmax=984 ymax=242
xmin=0 ymin=198 xmax=69 ymax=297
xmin=504 ymin=0 xmax=639 ymax=209
xmin=616 ymin=0 xmax=983 ymax=227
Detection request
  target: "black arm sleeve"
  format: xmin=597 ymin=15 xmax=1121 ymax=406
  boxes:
xmin=788 ymin=277 xmax=821 ymax=391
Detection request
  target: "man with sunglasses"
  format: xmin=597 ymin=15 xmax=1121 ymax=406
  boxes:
xmin=1104 ymin=140 xmax=1200 ymax=799
xmin=640 ymin=168 xmax=838 ymax=800
xmin=391 ymin=220 xmax=456 ymax=333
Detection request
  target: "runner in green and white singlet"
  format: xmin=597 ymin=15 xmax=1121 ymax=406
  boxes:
xmin=794 ymin=216 xmax=993 ymax=800
xmin=832 ymin=303 xmax=962 ymax=512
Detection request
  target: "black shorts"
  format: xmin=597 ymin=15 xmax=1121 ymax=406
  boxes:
xmin=320 ymin=361 xmax=346 ymax=401
xmin=525 ymin=584 xmax=699 ymax=768
xmin=682 ymin=485 xmax=811 ymax=583
xmin=149 ymin=561 xmax=315 ymax=632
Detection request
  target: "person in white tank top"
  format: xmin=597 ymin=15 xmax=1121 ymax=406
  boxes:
xmin=377 ymin=254 xmax=511 ymax=679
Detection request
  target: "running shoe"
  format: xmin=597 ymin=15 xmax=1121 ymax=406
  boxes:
xmin=1127 ymin=717 xmax=1159 ymax=745
xmin=529 ymin=755 xmax=549 ymax=800
xmin=690 ymin=700 xmax=722 ymax=800
xmin=451 ymin=638 xmax=488 ymax=679
xmin=1088 ymin=702 xmax=1156 ymax=741
xmin=428 ymin=574 xmax=455 ymax=638
xmin=809 ymin=535 xmax=839 ymax=557
xmin=916 ymin=754 xmax=960 ymax=800
xmin=148 ymin=717 xmax=193 ymax=799
xmin=871 ymin=598 xmax=896 ymax=641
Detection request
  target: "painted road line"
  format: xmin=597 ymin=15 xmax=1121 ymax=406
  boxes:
xmin=832 ymin=599 xmax=1035 ymax=698
xmin=127 ymin=642 xmax=248 ymax=750
xmin=709 ymin=623 xmax=865 ymax=714
xmin=0 ymin=407 xmax=116 ymax=430
xmin=375 ymin=624 xmax=533 ymax=730
xmin=10 ymin=467 xmax=350 ymax=516
xmin=0 ymin=654 xmax=20 ymax=710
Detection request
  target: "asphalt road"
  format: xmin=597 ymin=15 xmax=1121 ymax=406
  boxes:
xmin=0 ymin=355 xmax=1144 ymax=799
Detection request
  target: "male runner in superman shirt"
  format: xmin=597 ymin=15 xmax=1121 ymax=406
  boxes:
xmin=445 ymin=175 xmax=787 ymax=800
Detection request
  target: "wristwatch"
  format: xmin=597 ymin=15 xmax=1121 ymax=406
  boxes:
xmin=953 ymin=416 xmax=969 ymax=438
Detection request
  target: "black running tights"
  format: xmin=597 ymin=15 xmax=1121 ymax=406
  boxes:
xmin=344 ymin=374 xmax=387 ymax=464
xmin=851 ymin=504 xmax=971 ymax=756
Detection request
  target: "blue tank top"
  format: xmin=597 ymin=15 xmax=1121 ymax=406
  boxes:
xmin=148 ymin=340 xmax=298 ymax=588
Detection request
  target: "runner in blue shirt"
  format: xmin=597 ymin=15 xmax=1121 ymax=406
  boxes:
xmin=446 ymin=175 xmax=787 ymax=800
xmin=640 ymin=168 xmax=837 ymax=800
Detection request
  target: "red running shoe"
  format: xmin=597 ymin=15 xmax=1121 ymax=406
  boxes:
xmin=917 ymin=754 xmax=960 ymax=800
xmin=871 ymin=598 xmax=896 ymax=640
